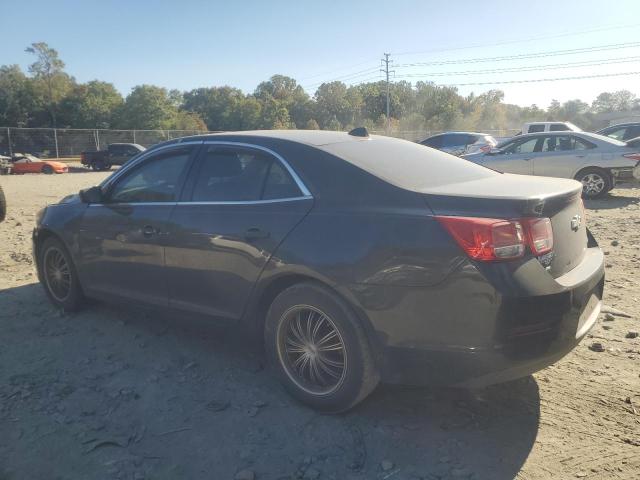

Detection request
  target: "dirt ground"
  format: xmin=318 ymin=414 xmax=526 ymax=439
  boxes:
xmin=0 ymin=169 xmax=638 ymax=480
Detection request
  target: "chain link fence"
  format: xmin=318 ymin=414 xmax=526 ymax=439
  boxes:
xmin=0 ymin=127 xmax=521 ymax=159
xmin=0 ymin=128 xmax=208 ymax=159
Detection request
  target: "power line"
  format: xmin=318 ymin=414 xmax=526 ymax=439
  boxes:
xmin=394 ymin=55 xmax=640 ymax=78
xmin=302 ymin=66 xmax=381 ymax=89
xmin=393 ymin=22 xmax=640 ymax=57
xmin=434 ymin=70 xmax=640 ymax=87
xmin=395 ymin=41 xmax=640 ymax=67
xmin=297 ymin=58 xmax=379 ymax=81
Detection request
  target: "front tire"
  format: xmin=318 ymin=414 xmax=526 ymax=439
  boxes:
xmin=264 ymin=282 xmax=379 ymax=412
xmin=39 ymin=237 xmax=84 ymax=311
xmin=42 ymin=164 xmax=54 ymax=174
xmin=576 ymin=168 xmax=610 ymax=199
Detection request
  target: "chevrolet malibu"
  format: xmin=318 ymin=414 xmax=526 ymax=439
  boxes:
xmin=33 ymin=129 xmax=604 ymax=412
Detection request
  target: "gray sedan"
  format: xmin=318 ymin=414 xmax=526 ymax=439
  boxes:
xmin=464 ymin=132 xmax=640 ymax=198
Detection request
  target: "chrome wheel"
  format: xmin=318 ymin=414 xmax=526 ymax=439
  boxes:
xmin=277 ymin=305 xmax=347 ymax=396
xmin=580 ymin=172 xmax=605 ymax=196
xmin=43 ymin=247 xmax=72 ymax=302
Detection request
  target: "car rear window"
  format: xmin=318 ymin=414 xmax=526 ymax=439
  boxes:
xmin=319 ymin=135 xmax=497 ymax=192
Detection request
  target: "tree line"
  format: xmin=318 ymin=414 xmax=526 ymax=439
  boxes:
xmin=1 ymin=43 xmax=639 ymax=133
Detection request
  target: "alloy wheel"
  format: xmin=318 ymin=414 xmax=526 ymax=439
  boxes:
xmin=277 ymin=305 xmax=347 ymax=396
xmin=44 ymin=247 xmax=72 ymax=302
xmin=580 ymin=173 xmax=605 ymax=196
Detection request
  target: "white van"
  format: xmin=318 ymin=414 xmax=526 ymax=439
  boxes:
xmin=517 ymin=122 xmax=582 ymax=135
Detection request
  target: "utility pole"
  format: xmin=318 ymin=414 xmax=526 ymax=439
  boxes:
xmin=380 ymin=53 xmax=394 ymax=133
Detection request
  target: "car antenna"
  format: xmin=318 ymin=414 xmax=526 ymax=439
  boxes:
xmin=348 ymin=127 xmax=369 ymax=138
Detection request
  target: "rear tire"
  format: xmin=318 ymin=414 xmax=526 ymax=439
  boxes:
xmin=264 ymin=282 xmax=379 ymax=413
xmin=575 ymin=167 xmax=610 ymax=199
xmin=39 ymin=237 xmax=84 ymax=312
xmin=42 ymin=164 xmax=54 ymax=174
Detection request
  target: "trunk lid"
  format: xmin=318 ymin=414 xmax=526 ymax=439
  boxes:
xmin=424 ymin=173 xmax=587 ymax=277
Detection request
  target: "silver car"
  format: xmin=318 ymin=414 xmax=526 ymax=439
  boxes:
xmin=420 ymin=132 xmax=497 ymax=156
xmin=464 ymin=132 xmax=640 ymax=198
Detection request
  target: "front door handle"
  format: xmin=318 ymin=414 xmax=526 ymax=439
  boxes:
xmin=142 ymin=225 xmax=156 ymax=238
xmin=244 ymin=227 xmax=270 ymax=241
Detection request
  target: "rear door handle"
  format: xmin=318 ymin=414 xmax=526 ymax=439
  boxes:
xmin=244 ymin=227 xmax=270 ymax=241
xmin=142 ymin=225 xmax=156 ymax=237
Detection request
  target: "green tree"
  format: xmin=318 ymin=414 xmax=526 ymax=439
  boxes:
xmin=25 ymin=42 xmax=69 ymax=127
xmin=0 ymin=65 xmax=34 ymax=126
xmin=116 ymin=85 xmax=177 ymax=129
xmin=58 ymin=81 xmax=123 ymax=128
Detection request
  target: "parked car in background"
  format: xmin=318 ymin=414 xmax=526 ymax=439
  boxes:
xmin=11 ymin=153 xmax=68 ymax=174
xmin=515 ymin=122 xmax=582 ymax=136
xmin=419 ymin=132 xmax=497 ymax=156
xmin=596 ymin=122 xmax=640 ymax=142
xmin=81 ymin=143 xmax=146 ymax=171
xmin=34 ymin=129 xmax=604 ymax=412
xmin=464 ymin=132 xmax=640 ymax=198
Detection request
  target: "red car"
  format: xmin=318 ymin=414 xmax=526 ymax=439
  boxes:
xmin=11 ymin=154 xmax=68 ymax=174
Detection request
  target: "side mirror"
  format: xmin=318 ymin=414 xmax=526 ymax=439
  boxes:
xmin=80 ymin=186 xmax=104 ymax=204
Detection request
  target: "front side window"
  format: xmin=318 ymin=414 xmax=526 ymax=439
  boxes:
xmin=528 ymin=124 xmax=545 ymax=133
xmin=504 ymin=137 xmax=539 ymax=154
xmin=624 ymin=126 xmax=640 ymax=140
xmin=108 ymin=147 xmax=192 ymax=203
xmin=190 ymin=146 xmax=301 ymax=202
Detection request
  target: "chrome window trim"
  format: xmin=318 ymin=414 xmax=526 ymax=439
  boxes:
xmin=87 ymin=197 xmax=312 ymax=208
xmin=100 ymin=140 xmax=204 ymax=189
xmin=201 ymin=140 xmax=312 ymax=198
xmin=99 ymin=139 xmax=313 ymax=206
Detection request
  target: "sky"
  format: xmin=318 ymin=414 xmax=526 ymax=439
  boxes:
xmin=1 ymin=0 xmax=640 ymax=108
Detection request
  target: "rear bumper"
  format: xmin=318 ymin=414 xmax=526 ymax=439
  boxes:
xmin=350 ymin=247 xmax=605 ymax=388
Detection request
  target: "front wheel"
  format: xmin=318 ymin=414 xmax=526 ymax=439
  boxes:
xmin=42 ymin=164 xmax=54 ymax=174
xmin=264 ymin=282 xmax=379 ymax=412
xmin=39 ymin=237 xmax=84 ymax=311
xmin=576 ymin=168 xmax=610 ymax=199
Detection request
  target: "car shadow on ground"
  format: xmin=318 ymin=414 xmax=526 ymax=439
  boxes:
xmin=585 ymin=192 xmax=639 ymax=210
xmin=0 ymin=283 xmax=539 ymax=479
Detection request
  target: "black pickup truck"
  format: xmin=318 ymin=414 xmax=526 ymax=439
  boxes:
xmin=81 ymin=143 xmax=146 ymax=171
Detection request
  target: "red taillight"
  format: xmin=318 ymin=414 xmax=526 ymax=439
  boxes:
xmin=479 ymin=145 xmax=491 ymax=153
xmin=623 ymin=152 xmax=640 ymax=161
xmin=436 ymin=215 xmax=554 ymax=262
xmin=522 ymin=217 xmax=553 ymax=255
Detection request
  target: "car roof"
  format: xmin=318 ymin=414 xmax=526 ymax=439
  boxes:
xmin=426 ymin=131 xmax=491 ymax=137
xmin=170 ymin=130 xmax=373 ymax=147
xmin=502 ymin=131 xmax=627 ymax=146
xmin=598 ymin=122 xmax=640 ymax=130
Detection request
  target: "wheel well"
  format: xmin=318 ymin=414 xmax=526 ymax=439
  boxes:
xmin=247 ymin=273 xmax=383 ymax=367
xmin=574 ymin=166 xmax=611 ymax=182
xmin=34 ymin=229 xmax=63 ymax=274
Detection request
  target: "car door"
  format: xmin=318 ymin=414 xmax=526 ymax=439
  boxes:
xmin=77 ymin=144 xmax=199 ymax=306
xmin=480 ymin=137 xmax=539 ymax=175
xmin=533 ymin=135 xmax=595 ymax=178
xmin=164 ymin=142 xmax=313 ymax=319
xmin=108 ymin=145 xmax=128 ymax=166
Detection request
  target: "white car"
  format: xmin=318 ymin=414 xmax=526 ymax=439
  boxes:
xmin=516 ymin=122 xmax=582 ymax=135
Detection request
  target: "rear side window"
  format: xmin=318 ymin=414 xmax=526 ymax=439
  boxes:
xmin=624 ymin=125 xmax=640 ymax=140
xmin=263 ymin=161 xmax=302 ymax=200
xmin=528 ymin=125 xmax=545 ymax=133
xmin=190 ymin=146 xmax=301 ymax=202
xmin=442 ymin=134 xmax=474 ymax=147
xmin=550 ymin=124 xmax=570 ymax=131
xmin=504 ymin=137 xmax=539 ymax=154
xmin=421 ymin=135 xmax=443 ymax=148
